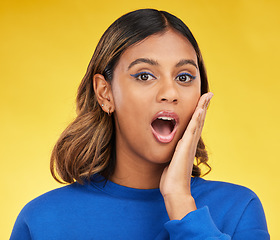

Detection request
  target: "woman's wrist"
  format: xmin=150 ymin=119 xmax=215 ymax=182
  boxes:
xmin=163 ymin=193 xmax=197 ymax=220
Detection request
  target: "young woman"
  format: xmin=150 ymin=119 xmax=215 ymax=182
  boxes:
xmin=10 ymin=9 xmax=269 ymax=239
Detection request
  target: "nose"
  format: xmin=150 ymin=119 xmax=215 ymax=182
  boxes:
xmin=156 ymin=79 xmax=178 ymax=103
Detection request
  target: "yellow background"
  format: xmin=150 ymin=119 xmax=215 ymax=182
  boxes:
xmin=1 ymin=0 xmax=279 ymax=239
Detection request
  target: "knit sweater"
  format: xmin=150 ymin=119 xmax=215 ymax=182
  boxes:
xmin=10 ymin=175 xmax=269 ymax=239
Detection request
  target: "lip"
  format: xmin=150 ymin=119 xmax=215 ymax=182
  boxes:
xmin=151 ymin=111 xmax=179 ymax=143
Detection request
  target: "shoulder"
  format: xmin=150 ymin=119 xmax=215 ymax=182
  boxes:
xmin=193 ymin=177 xmax=258 ymax=198
xmin=191 ymin=177 xmax=261 ymax=210
xmin=191 ymin=177 xmax=268 ymax=235
xmin=18 ymin=182 xmax=95 ymax=221
xmin=25 ymin=183 xmax=83 ymax=204
xmin=11 ymin=181 xmax=112 ymax=239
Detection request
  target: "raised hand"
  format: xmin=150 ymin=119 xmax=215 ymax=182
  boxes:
xmin=159 ymin=92 xmax=213 ymax=220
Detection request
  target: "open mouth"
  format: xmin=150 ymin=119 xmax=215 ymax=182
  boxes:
xmin=151 ymin=117 xmax=176 ymax=136
xmin=151 ymin=111 xmax=178 ymax=143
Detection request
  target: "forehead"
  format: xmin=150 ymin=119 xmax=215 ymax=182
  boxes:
xmin=118 ymin=29 xmax=197 ymax=67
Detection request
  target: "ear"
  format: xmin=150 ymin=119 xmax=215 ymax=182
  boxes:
xmin=93 ymin=74 xmax=115 ymax=115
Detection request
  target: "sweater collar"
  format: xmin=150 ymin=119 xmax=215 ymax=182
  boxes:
xmin=89 ymin=174 xmax=196 ymax=201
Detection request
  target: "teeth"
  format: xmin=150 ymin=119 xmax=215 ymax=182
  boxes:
xmin=158 ymin=116 xmax=174 ymax=121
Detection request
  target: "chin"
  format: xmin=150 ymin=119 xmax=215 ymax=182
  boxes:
xmin=145 ymin=140 xmax=177 ymax=165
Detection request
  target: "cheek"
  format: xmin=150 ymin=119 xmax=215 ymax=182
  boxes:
xmin=111 ymin=81 xmax=125 ymax=109
xmin=180 ymin=87 xmax=201 ymax=122
xmin=112 ymin=79 xmax=148 ymax=120
xmin=190 ymin=78 xmax=202 ymax=108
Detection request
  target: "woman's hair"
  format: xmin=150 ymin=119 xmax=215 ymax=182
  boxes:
xmin=50 ymin=8 xmax=211 ymax=184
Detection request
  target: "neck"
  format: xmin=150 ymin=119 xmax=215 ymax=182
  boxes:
xmin=110 ymin=152 xmax=167 ymax=189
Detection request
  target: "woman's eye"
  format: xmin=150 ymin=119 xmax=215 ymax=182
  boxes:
xmin=176 ymin=73 xmax=196 ymax=83
xmin=130 ymin=72 xmax=156 ymax=81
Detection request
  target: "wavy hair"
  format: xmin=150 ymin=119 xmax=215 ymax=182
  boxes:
xmin=50 ymin=9 xmax=211 ymax=184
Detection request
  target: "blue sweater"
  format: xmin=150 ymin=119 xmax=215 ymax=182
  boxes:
xmin=10 ymin=175 xmax=269 ymax=239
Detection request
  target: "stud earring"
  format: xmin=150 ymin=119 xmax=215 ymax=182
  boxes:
xmin=101 ymin=104 xmax=104 ymax=107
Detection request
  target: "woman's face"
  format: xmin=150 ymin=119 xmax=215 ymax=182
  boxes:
xmin=111 ymin=29 xmax=201 ymax=166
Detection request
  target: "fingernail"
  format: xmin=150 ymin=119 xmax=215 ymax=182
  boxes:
xmin=208 ymin=92 xmax=214 ymax=100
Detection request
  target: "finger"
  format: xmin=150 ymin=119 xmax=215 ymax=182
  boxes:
xmin=168 ymin=93 xmax=213 ymax=175
xmin=182 ymin=92 xmax=213 ymax=141
xmin=170 ymin=109 xmax=204 ymax=174
xmin=195 ymin=92 xmax=211 ymax=113
xmin=172 ymin=93 xmax=213 ymax=159
xmin=173 ymin=108 xmax=203 ymax=163
xmin=176 ymin=92 xmax=213 ymax=159
xmin=197 ymin=93 xmax=213 ymax=137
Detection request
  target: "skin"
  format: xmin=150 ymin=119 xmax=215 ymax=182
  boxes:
xmin=93 ymin=29 xmax=213 ymax=220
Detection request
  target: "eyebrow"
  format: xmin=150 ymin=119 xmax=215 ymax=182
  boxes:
xmin=175 ymin=59 xmax=198 ymax=69
xmin=127 ymin=58 xmax=198 ymax=70
xmin=127 ymin=58 xmax=159 ymax=70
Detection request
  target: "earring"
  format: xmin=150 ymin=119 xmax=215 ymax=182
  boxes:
xmin=101 ymin=104 xmax=104 ymax=107
xmin=107 ymin=107 xmax=113 ymax=116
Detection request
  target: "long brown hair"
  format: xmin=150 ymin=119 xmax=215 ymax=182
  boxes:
xmin=50 ymin=9 xmax=211 ymax=184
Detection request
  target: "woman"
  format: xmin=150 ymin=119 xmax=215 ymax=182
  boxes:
xmin=10 ymin=9 xmax=269 ymax=239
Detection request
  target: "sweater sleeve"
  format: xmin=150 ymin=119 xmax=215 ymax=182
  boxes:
xmin=231 ymin=196 xmax=270 ymax=239
xmin=163 ymin=196 xmax=270 ymax=240
xmin=164 ymin=206 xmax=230 ymax=240
xmin=10 ymin=214 xmax=32 ymax=240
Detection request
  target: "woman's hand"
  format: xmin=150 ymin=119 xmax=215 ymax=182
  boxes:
xmin=159 ymin=92 xmax=213 ymax=220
